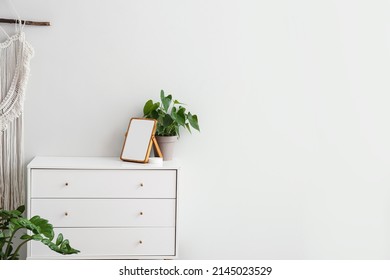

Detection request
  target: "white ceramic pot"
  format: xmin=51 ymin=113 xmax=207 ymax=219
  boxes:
xmin=155 ymin=136 xmax=178 ymax=161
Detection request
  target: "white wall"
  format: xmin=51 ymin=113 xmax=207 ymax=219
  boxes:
xmin=2 ymin=0 xmax=390 ymax=259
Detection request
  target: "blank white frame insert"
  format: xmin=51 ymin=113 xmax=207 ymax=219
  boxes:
xmin=120 ymin=118 xmax=157 ymax=163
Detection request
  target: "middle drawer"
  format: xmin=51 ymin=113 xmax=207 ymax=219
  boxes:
xmin=31 ymin=199 xmax=176 ymax=227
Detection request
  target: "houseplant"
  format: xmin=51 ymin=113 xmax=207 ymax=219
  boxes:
xmin=143 ymin=90 xmax=200 ymax=160
xmin=0 ymin=205 xmax=79 ymax=260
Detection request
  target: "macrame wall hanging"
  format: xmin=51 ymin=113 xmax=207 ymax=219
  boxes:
xmin=0 ymin=2 xmax=50 ymax=210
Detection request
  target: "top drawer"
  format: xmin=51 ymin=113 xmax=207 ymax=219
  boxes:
xmin=31 ymin=169 xmax=176 ymax=198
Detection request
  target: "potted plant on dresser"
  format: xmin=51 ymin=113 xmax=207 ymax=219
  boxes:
xmin=143 ymin=90 xmax=200 ymax=160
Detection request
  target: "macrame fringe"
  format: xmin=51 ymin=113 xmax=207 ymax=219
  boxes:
xmin=0 ymin=32 xmax=33 ymax=210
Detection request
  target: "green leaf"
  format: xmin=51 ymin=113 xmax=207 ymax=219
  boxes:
xmin=160 ymin=89 xmax=165 ymax=100
xmin=171 ymin=107 xmax=177 ymax=121
xmin=143 ymin=99 xmax=154 ymax=115
xmin=151 ymin=102 xmax=160 ymax=112
xmin=162 ymin=94 xmax=172 ymax=113
xmin=163 ymin=114 xmax=173 ymax=127
xmin=144 ymin=102 xmax=160 ymax=118
xmin=187 ymin=113 xmax=200 ymax=131
xmin=11 ymin=217 xmax=38 ymax=231
xmin=176 ymin=108 xmax=186 ymax=126
xmin=185 ymin=123 xmax=192 ymax=133
xmin=31 ymin=234 xmax=43 ymax=241
xmin=156 ymin=125 xmax=164 ymax=136
xmin=16 ymin=205 xmax=25 ymax=214
xmin=30 ymin=216 xmax=54 ymax=240
xmin=56 ymin=233 xmax=63 ymax=246
xmin=20 ymin=234 xmax=32 ymax=240
xmin=8 ymin=223 xmax=17 ymax=232
xmin=40 ymin=237 xmax=80 ymax=255
xmin=8 ymin=209 xmax=23 ymax=217
xmin=150 ymin=109 xmax=160 ymax=120
xmin=41 ymin=238 xmax=51 ymax=245
xmin=174 ymin=100 xmax=186 ymax=105
xmin=60 ymin=239 xmax=70 ymax=251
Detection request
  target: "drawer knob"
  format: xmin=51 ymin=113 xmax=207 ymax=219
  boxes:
xmin=65 ymin=212 xmax=69 ymax=216
xmin=139 ymin=211 xmax=143 ymax=216
xmin=140 ymin=183 xmax=144 ymax=187
xmin=65 ymin=182 xmax=69 ymax=186
xmin=139 ymin=240 xmax=143 ymax=244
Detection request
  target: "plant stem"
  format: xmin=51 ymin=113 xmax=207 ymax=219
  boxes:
xmin=4 ymin=227 xmax=22 ymax=258
xmin=9 ymin=239 xmax=30 ymax=260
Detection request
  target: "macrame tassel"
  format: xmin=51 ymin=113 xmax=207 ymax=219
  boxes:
xmin=0 ymin=32 xmax=33 ymax=210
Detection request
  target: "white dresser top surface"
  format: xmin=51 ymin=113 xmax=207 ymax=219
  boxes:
xmin=27 ymin=156 xmax=180 ymax=170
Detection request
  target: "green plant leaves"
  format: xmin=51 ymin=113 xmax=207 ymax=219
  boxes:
xmin=171 ymin=106 xmax=177 ymax=120
xmin=21 ymin=234 xmax=44 ymax=241
xmin=56 ymin=233 xmax=64 ymax=246
xmin=160 ymin=90 xmax=172 ymax=113
xmin=174 ymin=100 xmax=185 ymax=105
xmin=20 ymin=234 xmax=31 ymax=240
xmin=143 ymin=100 xmax=154 ymax=115
xmin=188 ymin=113 xmax=200 ymax=131
xmin=30 ymin=216 xmax=54 ymax=240
xmin=143 ymin=100 xmax=160 ymax=116
xmin=16 ymin=205 xmax=25 ymax=214
xmin=0 ymin=207 xmax=24 ymax=220
xmin=185 ymin=123 xmax=191 ymax=133
xmin=176 ymin=107 xmax=186 ymax=126
xmin=142 ymin=90 xmax=200 ymax=137
xmin=163 ymin=114 xmax=173 ymax=127
xmin=45 ymin=238 xmax=79 ymax=255
xmin=0 ymin=205 xmax=79 ymax=259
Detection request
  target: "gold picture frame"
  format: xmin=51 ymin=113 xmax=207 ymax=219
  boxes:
xmin=120 ymin=118 xmax=162 ymax=163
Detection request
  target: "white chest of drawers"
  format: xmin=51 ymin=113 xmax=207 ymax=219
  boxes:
xmin=26 ymin=156 xmax=179 ymax=259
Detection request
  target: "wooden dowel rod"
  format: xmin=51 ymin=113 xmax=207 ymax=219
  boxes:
xmin=0 ymin=18 xmax=50 ymax=26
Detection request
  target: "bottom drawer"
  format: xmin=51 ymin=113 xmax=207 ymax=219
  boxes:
xmin=30 ymin=227 xmax=176 ymax=258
